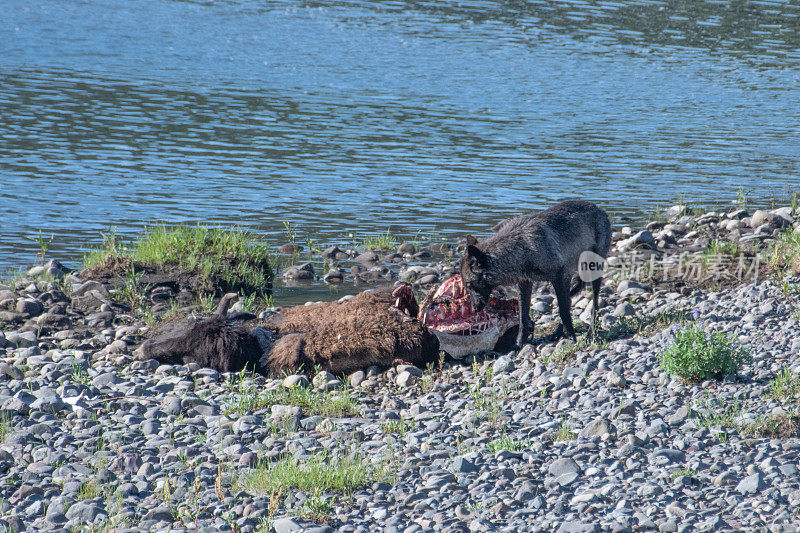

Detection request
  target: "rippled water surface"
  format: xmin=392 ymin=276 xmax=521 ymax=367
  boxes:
xmin=2 ymin=0 xmax=800 ymax=300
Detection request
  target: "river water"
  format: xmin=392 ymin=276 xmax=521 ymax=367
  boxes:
xmin=2 ymin=0 xmax=799 ymax=300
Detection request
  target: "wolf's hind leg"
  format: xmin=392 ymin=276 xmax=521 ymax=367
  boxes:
xmin=584 ymin=276 xmax=602 ymax=340
xmin=516 ymin=280 xmax=533 ymax=348
xmin=552 ymin=273 xmax=577 ymax=341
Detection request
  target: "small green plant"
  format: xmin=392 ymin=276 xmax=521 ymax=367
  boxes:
xmin=735 ymin=186 xmax=749 ymax=209
xmin=161 ymin=475 xmax=173 ymax=502
xmin=282 ymin=220 xmax=297 ymax=247
xmin=177 ymin=449 xmax=189 ymax=466
xmin=693 ymin=396 xmax=743 ymax=429
xmin=299 ymin=491 xmax=333 ymax=522
xmin=542 ymin=337 xmax=584 ymax=366
xmin=94 ymin=433 xmax=108 ymax=452
xmin=70 ymin=363 xmax=92 ymax=385
xmin=775 ymin=272 xmax=800 ymax=300
xmin=552 ymin=418 xmax=576 ymax=441
xmin=238 ymin=291 xmax=257 ymax=312
xmin=78 ymin=478 xmax=101 ymax=500
xmin=30 ymin=230 xmax=54 ymax=265
xmin=305 ymin=235 xmax=323 ymax=255
xmin=704 ymin=239 xmax=741 ymax=259
xmin=381 ymin=419 xmax=416 ymax=436
xmin=465 ymin=362 xmax=507 ymax=428
xmin=671 ymin=468 xmax=697 ymax=479
xmin=659 ymin=318 xmax=751 ymax=381
xmin=83 ymin=227 xmax=124 ymax=270
xmin=486 ymin=435 xmax=530 ymax=453
xmin=411 ymin=228 xmax=442 ymax=248
xmin=771 ymin=229 xmax=800 ymax=276
xmin=648 ymin=203 xmax=668 ymax=223
xmin=741 ymin=413 xmax=800 ymax=439
xmin=360 ymin=230 xmax=398 ymax=251
xmin=198 ymin=293 xmax=216 ymax=314
xmin=151 ymin=299 xmax=184 ymax=325
xmin=0 ymin=412 xmax=10 ymax=443
xmin=465 ymin=499 xmax=495 ymax=512
xmin=118 ymin=266 xmax=145 ymax=311
xmin=768 ymin=368 xmax=800 ymax=403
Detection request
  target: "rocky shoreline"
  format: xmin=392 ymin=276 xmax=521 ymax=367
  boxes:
xmin=2 ymin=204 xmax=800 ymax=532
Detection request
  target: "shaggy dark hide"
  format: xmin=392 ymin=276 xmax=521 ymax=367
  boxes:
xmin=263 ymin=287 xmax=440 ymax=375
xmin=135 ymin=294 xmax=263 ymax=373
xmin=135 ymin=288 xmax=440 ymax=376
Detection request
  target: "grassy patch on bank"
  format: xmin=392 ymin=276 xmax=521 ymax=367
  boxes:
xmin=82 ymin=225 xmax=273 ymax=295
xmin=241 ymin=451 xmax=393 ymax=495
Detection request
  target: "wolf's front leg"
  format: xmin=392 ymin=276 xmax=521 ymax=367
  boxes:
xmin=516 ymin=280 xmax=533 ymax=348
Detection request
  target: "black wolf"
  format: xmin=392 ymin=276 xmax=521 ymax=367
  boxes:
xmin=460 ymin=200 xmax=611 ymax=346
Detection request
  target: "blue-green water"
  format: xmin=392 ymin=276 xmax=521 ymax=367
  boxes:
xmin=2 ymin=0 xmax=799 ymax=299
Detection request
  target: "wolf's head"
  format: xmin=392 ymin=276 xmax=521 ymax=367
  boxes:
xmin=460 ymin=235 xmax=492 ymax=313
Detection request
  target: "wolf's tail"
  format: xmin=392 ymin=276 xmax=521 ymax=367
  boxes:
xmin=594 ymin=210 xmax=612 ymax=259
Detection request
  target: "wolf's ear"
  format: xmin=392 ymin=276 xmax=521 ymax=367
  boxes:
xmin=466 ymin=244 xmax=488 ymax=268
xmin=466 ymin=235 xmax=478 ymax=246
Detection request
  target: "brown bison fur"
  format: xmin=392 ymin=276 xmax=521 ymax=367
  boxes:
xmin=135 ymin=294 xmax=263 ymax=373
xmin=135 ymin=288 xmax=440 ymax=376
xmin=263 ymin=287 xmax=439 ymax=375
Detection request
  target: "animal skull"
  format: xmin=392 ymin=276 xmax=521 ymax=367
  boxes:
xmin=417 ymin=275 xmax=519 ymax=359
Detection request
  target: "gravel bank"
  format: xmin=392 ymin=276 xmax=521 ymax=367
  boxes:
xmin=2 ymin=205 xmax=800 ymax=532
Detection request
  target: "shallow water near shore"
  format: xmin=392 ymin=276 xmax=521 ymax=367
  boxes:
xmin=2 ymin=0 xmax=800 ymax=303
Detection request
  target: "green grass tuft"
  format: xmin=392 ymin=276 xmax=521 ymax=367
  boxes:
xmin=225 ymin=385 xmax=358 ymax=418
xmin=381 ymin=419 xmax=417 ymax=436
xmin=670 ymin=468 xmax=697 ymax=479
xmin=659 ymin=323 xmax=751 ymax=381
xmin=700 ymin=239 xmax=742 ymax=266
xmin=69 ymin=363 xmax=92 ymax=385
xmin=360 ymin=231 xmax=398 ymax=251
xmin=693 ymin=396 xmax=743 ymax=429
xmin=0 ymin=412 xmax=10 ymax=443
xmin=552 ymin=418 xmax=576 ymax=442
xmin=242 ymin=451 xmax=392 ymax=495
xmin=486 ymin=435 xmax=530 ymax=453
xmin=768 ymin=368 xmax=800 ymax=403
xmin=771 ymin=229 xmax=800 ymax=275
xmin=77 ymin=478 xmax=101 ymax=500
xmin=741 ymin=413 xmax=800 ymax=439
